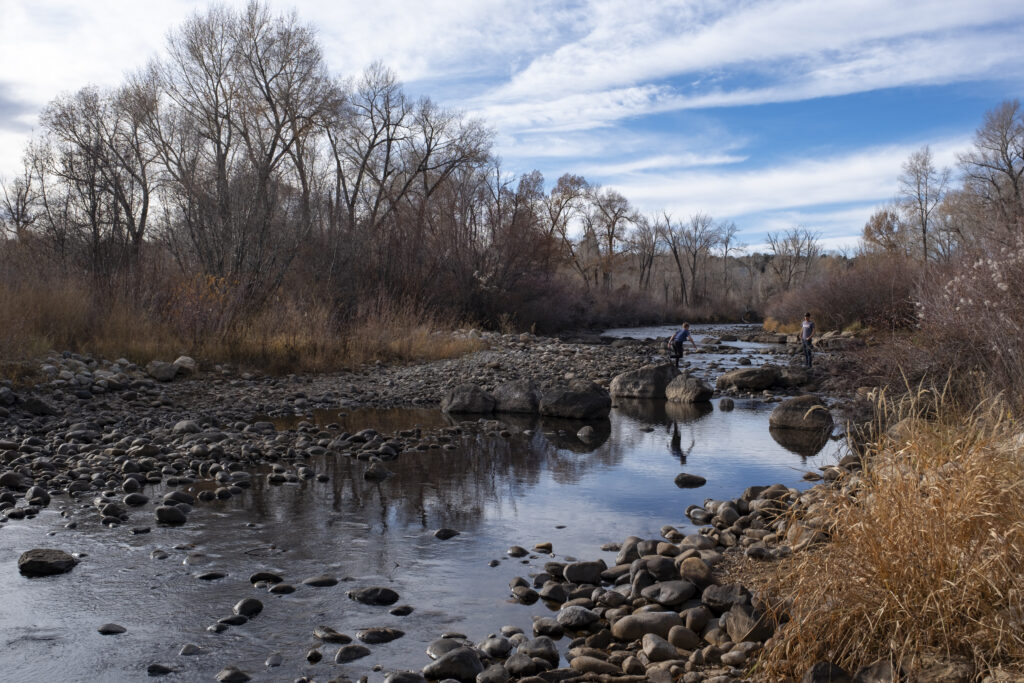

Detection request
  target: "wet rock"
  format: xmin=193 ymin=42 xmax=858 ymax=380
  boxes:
xmin=421 ymin=646 xmax=484 ymax=680
xmin=442 ymin=384 xmax=496 ymax=413
xmin=233 ymin=598 xmax=263 ymax=618
xmin=390 ymin=604 xmax=414 ymax=616
xmin=18 ymin=549 xmax=78 ymax=576
xmin=215 ymin=667 xmax=252 ymax=682
xmin=357 ymin=627 xmax=404 ymax=644
xmin=666 ymin=375 xmax=713 ymax=403
xmin=264 ymin=652 xmax=282 ymax=667
xmin=426 ymin=638 xmax=464 ymax=660
xmin=539 ymin=381 xmax=611 ymax=420
xmin=719 ymin=397 xmax=735 ymax=410
xmin=348 ymin=586 xmax=399 ymax=605
xmin=313 ymin=626 xmax=351 ymax=643
xmin=154 ymin=506 xmax=187 ymax=525
xmin=434 ymin=528 xmax=460 ymax=540
xmin=517 ymin=636 xmax=560 ymax=666
xmin=507 ymin=545 xmax=529 ymax=557
xmin=477 ymin=663 xmax=512 ymax=683
xmin=249 ymin=571 xmax=283 ymax=584
xmin=302 ymin=574 xmax=338 ymax=587
xmin=716 ymin=367 xmax=779 ymax=391
xmin=178 ymin=644 xmax=201 ymax=656
xmin=98 ymin=623 xmax=126 ymax=635
xmin=123 ymin=493 xmax=149 ymax=506
xmin=532 ymin=617 xmax=563 ymax=639
xmin=609 ymin=363 xmax=679 ymax=398
xmin=769 ymin=395 xmax=833 ymax=431
xmin=334 ymin=644 xmax=372 ymax=663
xmin=196 ymin=571 xmax=226 ymax=581
xmin=147 ymin=663 xmax=174 ymax=676
xmin=674 ymin=473 xmax=707 ymax=488
xmin=384 ymin=672 xmax=429 ymax=683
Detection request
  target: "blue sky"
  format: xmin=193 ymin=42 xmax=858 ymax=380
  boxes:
xmin=2 ymin=0 xmax=1023 ymax=250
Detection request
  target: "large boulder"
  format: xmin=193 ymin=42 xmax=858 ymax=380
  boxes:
xmin=441 ymin=384 xmax=495 ymax=413
xmin=540 ymin=381 xmax=611 ymax=420
xmin=716 ymin=366 xmax=779 ymax=391
xmin=172 ymin=356 xmax=198 ymax=376
xmin=769 ymin=395 xmax=833 ymax=431
xmin=18 ymin=549 xmax=78 ymax=577
xmin=666 ymin=375 xmax=713 ymax=403
xmin=146 ymin=360 xmax=178 ymax=382
xmin=492 ymin=380 xmax=541 ymax=413
xmin=609 ymin=363 xmax=679 ymax=398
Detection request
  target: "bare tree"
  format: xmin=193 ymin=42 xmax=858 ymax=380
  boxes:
xmin=680 ymin=212 xmax=721 ymax=305
xmin=766 ymin=227 xmax=821 ymax=292
xmin=585 ymin=186 xmax=635 ymax=290
xmin=627 ymin=215 xmax=659 ymax=291
xmin=958 ymin=99 xmax=1024 ymax=243
xmin=898 ymin=145 xmax=949 ymax=263
xmin=0 ymin=161 xmax=37 ymax=239
xmin=717 ymin=220 xmax=741 ymax=298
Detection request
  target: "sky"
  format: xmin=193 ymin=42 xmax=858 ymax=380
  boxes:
xmin=1 ymin=0 xmax=1023 ymax=251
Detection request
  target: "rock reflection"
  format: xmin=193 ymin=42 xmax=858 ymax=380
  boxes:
xmin=665 ymin=401 xmax=713 ymax=423
xmin=769 ymin=426 xmax=830 ymax=457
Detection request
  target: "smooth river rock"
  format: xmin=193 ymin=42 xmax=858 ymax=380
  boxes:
xmin=18 ymin=549 xmax=78 ymax=577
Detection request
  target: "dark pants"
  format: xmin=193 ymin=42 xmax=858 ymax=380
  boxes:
xmin=671 ymin=341 xmax=683 ymax=365
xmin=802 ymin=339 xmax=813 ymax=367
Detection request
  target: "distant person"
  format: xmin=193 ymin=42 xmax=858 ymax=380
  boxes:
xmin=669 ymin=323 xmax=698 ymax=367
xmin=801 ymin=312 xmax=815 ymax=368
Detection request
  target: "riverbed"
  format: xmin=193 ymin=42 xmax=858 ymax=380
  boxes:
xmin=0 ymin=326 xmax=842 ymax=681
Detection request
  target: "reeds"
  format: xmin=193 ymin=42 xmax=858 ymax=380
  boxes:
xmin=761 ymin=387 xmax=1024 ymax=678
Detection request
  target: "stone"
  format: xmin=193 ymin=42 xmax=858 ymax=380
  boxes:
xmin=533 ymin=617 xmax=563 ymax=638
xmin=477 ymin=663 xmax=512 ymax=683
xmin=302 ymin=574 xmax=338 ymax=587
xmin=435 ymin=528 xmax=460 ymax=540
xmin=641 ymin=580 xmax=696 ymax=607
xmin=802 ymin=662 xmax=853 ymax=683
xmin=642 ymin=633 xmax=679 ymax=662
xmin=715 ymin=367 xmax=779 ymax=391
xmin=723 ymin=603 xmax=773 ymax=643
xmin=674 ymin=473 xmax=707 ymax=488
xmin=540 ymin=381 xmax=612 ymax=420
xmin=146 ymin=361 xmax=178 ymax=382
xmin=349 ymin=586 xmax=399 ymax=605
xmin=667 ymin=625 xmax=701 ymax=650
xmin=563 ymin=560 xmax=606 ymax=585
xmin=313 ymin=626 xmax=351 ymax=643
xmin=557 ymin=605 xmax=600 ymax=630
xmin=334 ymin=644 xmax=372 ymax=663
xmin=701 ymin=583 xmax=751 ymax=613
xmin=421 ymin=646 xmax=484 ymax=680
xmin=155 ymin=506 xmax=187 ymax=525
xmin=172 ymin=420 xmax=201 ymax=434
xmin=18 ymin=549 xmax=78 ymax=576
xmin=98 ymin=623 xmax=126 ymax=635
xmin=678 ymin=557 xmax=713 ymax=586
xmin=492 ymin=379 xmax=542 ymax=413
xmin=518 ymin=636 xmax=559 ymax=665
xmin=357 ymin=627 xmax=404 ymax=643
xmin=609 ymin=363 xmax=679 ymax=398
xmin=666 ymin=375 xmax=713 ymax=403
xmin=442 ymin=384 xmax=496 ymax=413
xmin=769 ymin=395 xmax=834 ymax=431
xmin=719 ymin=397 xmax=735 ymax=410
xmin=610 ymin=612 xmax=683 ymax=641
xmin=233 ymin=598 xmax=263 ymax=618
xmin=215 ymin=668 xmax=251 ymax=682
xmin=385 ymin=673 xmax=429 ymax=683
xmin=172 ymin=356 xmax=197 ymax=375
xmin=570 ymin=656 xmax=620 ymax=674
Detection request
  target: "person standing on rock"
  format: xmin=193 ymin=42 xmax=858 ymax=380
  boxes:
xmin=801 ymin=312 xmax=815 ymax=368
xmin=669 ymin=323 xmax=698 ymax=367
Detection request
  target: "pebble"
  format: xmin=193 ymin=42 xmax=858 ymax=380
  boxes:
xmin=97 ymin=623 xmax=126 ymax=635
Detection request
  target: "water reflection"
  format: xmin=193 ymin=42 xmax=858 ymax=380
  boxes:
xmin=769 ymin=426 xmax=831 ymax=458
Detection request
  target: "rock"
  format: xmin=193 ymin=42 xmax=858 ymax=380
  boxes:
xmin=563 ymin=560 xmax=606 ymax=585
xmin=722 ymin=603 xmax=773 ymax=642
xmin=313 ymin=626 xmax=351 ymax=643
xmin=852 ymin=659 xmax=903 ymax=683
xmin=98 ymin=623 xmax=126 ymax=635
xmin=518 ymin=636 xmax=559 ymax=665
xmin=667 ymin=625 xmax=701 ymax=650
xmin=172 ymin=420 xmax=201 ymax=434
xmin=719 ymin=397 xmax=734 ymax=410
xmin=435 ymin=528 xmax=460 ymax=540
xmin=641 ymin=580 xmax=696 ymax=607
xmin=421 ymin=646 xmax=484 ymax=680
xmin=19 ymin=396 xmax=59 ymax=415
xmin=172 ymin=356 xmax=197 ymax=376
xmin=642 ymin=633 xmax=679 ymax=662
xmin=802 ymin=662 xmax=853 ymax=683
xmin=357 ymin=627 xmax=404 ymax=643
xmin=678 ymin=557 xmax=713 ymax=586
xmin=492 ymin=379 xmax=542 ymax=413
xmin=532 ymin=617 xmax=563 ymax=638
xmin=0 ymin=471 xmax=29 ymax=490
xmin=701 ymin=583 xmax=750 ymax=613
xmin=147 ymin=663 xmax=174 ymax=676
xmin=178 ymin=644 xmax=201 ymax=656
xmin=540 ymin=381 xmax=611 ymax=419
xmin=154 ymin=506 xmax=187 ymax=525
xmin=442 ymin=384 xmax=496 ymax=413
xmin=570 ymin=656 xmax=620 ymax=674
xmin=674 ymin=473 xmax=706 ymax=488
xmin=334 ymin=644 xmax=372 ymax=663
xmin=557 ymin=605 xmax=600 ymax=630
xmin=18 ymin=549 xmax=78 ymax=576
xmin=264 ymin=652 xmax=282 ymax=667
xmin=666 ymin=375 xmax=713 ymax=403
xmin=215 ymin=667 xmax=251 ymax=682
xmin=609 ymin=363 xmax=679 ymax=398
xmin=769 ymin=395 xmax=833 ymax=431
xmin=249 ymin=571 xmax=283 ymax=584
xmin=146 ymin=361 xmax=178 ymax=382
xmin=349 ymin=586 xmax=400 ymax=605
xmin=476 ymin=663 xmax=511 ymax=683
xmin=233 ymin=598 xmax=263 ymax=618
xmin=302 ymin=574 xmax=338 ymax=587
xmin=610 ymin=612 xmax=683 ymax=641
xmin=385 ymin=673 xmax=429 ymax=683
xmin=716 ymin=367 xmax=779 ymax=391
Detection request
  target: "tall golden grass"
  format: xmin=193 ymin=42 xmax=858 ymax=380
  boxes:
xmin=762 ymin=388 xmax=1024 ymax=678
xmin=0 ymin=281 xmax=483 ymax=376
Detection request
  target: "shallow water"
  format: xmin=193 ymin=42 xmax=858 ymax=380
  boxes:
xmin=0 ymin=328 xmax=842 ymax=681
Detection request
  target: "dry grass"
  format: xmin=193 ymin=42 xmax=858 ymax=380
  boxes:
xmin=761 ymin=388 xmax=1024 ymax=678
xmin=763 ymin=316 xmax=800 ymax=334
xmin=0 ymin=281 xmax=483 ymax=374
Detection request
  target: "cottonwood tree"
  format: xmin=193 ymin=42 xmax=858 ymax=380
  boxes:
xmin=898 ymin=145 xmax=949 ymax=263
xmin=766 ymin=227 xmax=821 ymax=292
xmin=627 ymin=215 xmax=659 ymax=291
xmin=958 ymin=99 xmax=1024 ymax=245
xmin=585 ymin=186 xmax=635 ymax=290
xmin=862 ymin=204 xmax=912 ymax=256
xmin=0 ymin=162 xmax=37 ymax=239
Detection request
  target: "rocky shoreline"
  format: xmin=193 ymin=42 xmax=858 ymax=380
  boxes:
xmin=0 ymin=327 xmax=864 ymax=681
